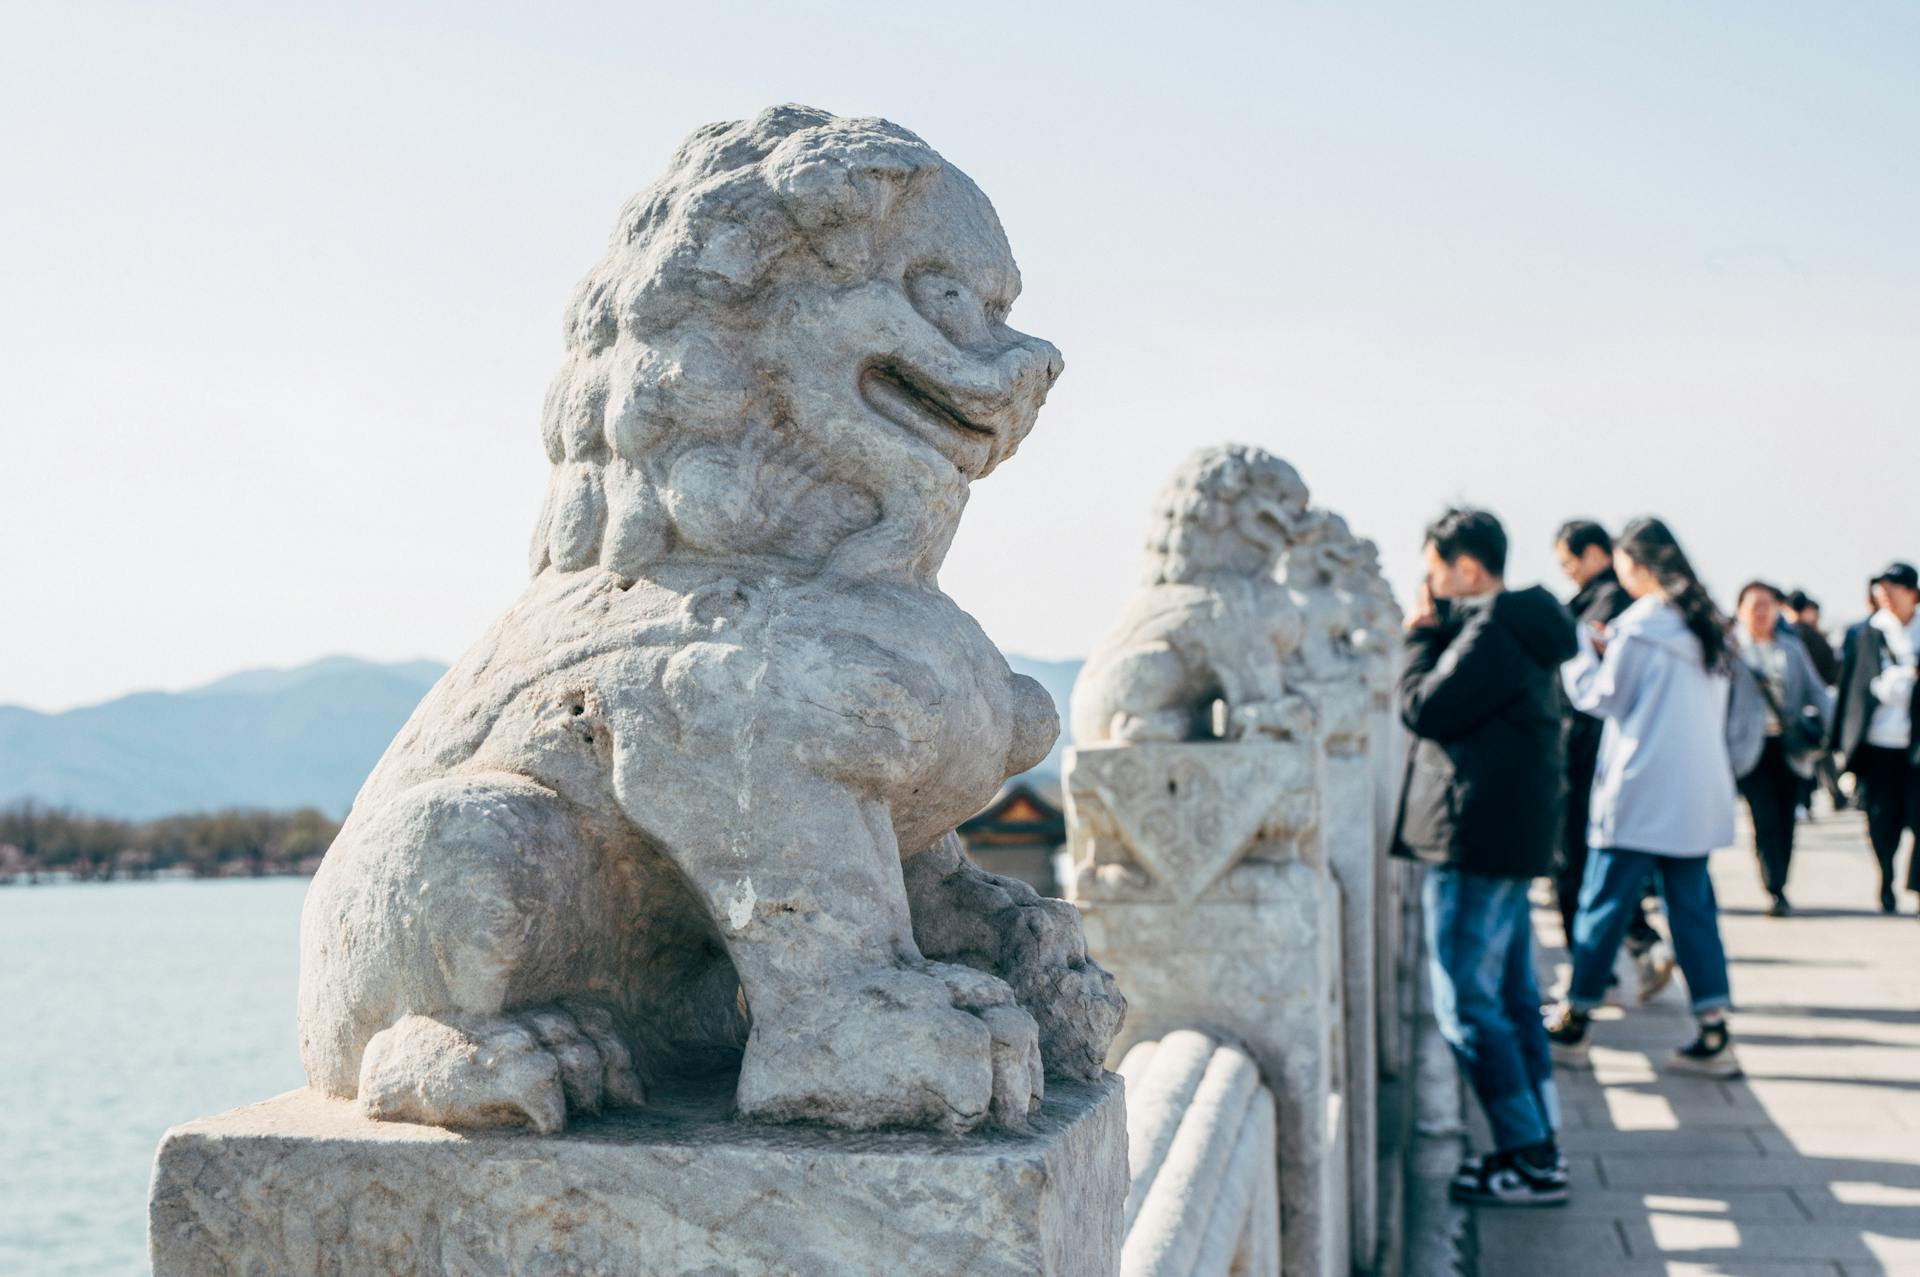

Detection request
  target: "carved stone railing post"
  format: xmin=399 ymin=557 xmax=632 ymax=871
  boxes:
xmin=1279 ymin=513 xmax=1406 ymax=1275
xmin=1299 ymin=678 xmax=1379 ymax=1272
xmin=1065 ymin=445 xmax=1429 ymax=1277
xmin=1371 ymin=679 xmax=1406 ymax=1080
xmin=1352 ymin=570 xmax=1411 ymax=1094
xmin=1066 ymin=737 xmax=1343 ymax=1277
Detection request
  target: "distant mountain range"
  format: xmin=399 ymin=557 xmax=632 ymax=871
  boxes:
xmin=0 ymin=654 xmax=1085 ymax=820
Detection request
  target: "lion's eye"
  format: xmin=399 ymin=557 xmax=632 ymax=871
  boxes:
xmin=906 ymin=269 xmax=991 ymax=349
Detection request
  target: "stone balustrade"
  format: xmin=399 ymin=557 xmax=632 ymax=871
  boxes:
xmin=1065 ymin=445 xmax=1441 ymax=1276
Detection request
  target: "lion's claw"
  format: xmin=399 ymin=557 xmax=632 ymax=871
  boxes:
xmin=357 ymin=1004 xmax=644 ymax=1133
xmin=906 ymin=835 xmax=1125 ymax=1081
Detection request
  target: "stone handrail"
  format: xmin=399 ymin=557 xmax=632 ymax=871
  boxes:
xmin=1118 ymin=1031 xmax=1279 ymax=1277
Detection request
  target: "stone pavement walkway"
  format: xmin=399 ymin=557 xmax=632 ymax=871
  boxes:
xmin=1471 ymin=812 xmax=1920 ymax=1276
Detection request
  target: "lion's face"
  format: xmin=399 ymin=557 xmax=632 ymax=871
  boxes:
xmin=530 ymin=109 xmax=1061 ymax=586
xmin=1149 ymin=445 xmax=1312 ymax=581
xmin=767 ymin=167 xmax=1060 ymax=485
xmin=1282 ymin=511 xmax=1367 ymax=586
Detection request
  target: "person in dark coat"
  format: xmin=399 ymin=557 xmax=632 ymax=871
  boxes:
xmin=1784 ymin=590 xmax=1847 ymax=813
xmin=1393 ymin=508 xmax=1578 ymax=1207
xmin=1786 ymin=591 xmax=1840 ymax=684
xmin=1552 ymin=520 xmax=1669 ymax=999
xmin=1829 ymin=562 xmax=1920 ymax=913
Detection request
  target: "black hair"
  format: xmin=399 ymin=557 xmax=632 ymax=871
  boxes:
xmin=1786 ymin=589 xmax=1815 ymax=613
xmin=1425 ymin=507 xmax=1507 ymax=578
xmin=1556 ymin=519 xmax=1612 ymax=558
xmin=1616 ymin=517 xmax=1728 ymax=669
xmin=1736 ymin=580 xmax=1782 ymax=608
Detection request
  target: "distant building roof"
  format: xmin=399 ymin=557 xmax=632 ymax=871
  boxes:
xmin=958 ymin=782 xmax=1065 ymax=846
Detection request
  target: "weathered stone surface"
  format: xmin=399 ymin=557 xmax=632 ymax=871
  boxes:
xmin=149 ymin=1075 xmax=1127 ymax=1277
xmin=291 ymin=104 xmax=1121 ymax=1139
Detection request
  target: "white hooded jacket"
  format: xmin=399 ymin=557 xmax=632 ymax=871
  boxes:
xmin=1561 ymin=594 xmax=1736 ymax=857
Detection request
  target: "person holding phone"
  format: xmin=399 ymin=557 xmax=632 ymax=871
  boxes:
xmin=1553 ymin=520 xmax=1672 ymax=999
xmin=1392 ymin=508 xmax=1578 ymax=1206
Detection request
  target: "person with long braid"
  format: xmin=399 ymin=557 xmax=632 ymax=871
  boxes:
xmin=1546 ymin=517 xmax=1742 ymax=1077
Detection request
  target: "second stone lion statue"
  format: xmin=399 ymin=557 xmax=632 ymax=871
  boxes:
xmin=297 ymin=106 xmax=1123 ymax=1136
xmin=1071 ymin=444 xmax=1320 ymax=747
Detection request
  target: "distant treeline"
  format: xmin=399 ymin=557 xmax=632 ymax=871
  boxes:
xmin=0 ymin=802 xmax=339 ymax=882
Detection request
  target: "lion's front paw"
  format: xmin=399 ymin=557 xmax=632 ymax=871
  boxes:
xmin=907 ymin=840 xmax=1126 ymax=1082
xmin=734 ymin=962 xmax=1041 ymax=1134
xmin=357 ymin=1002 xmax=645 ymax=1133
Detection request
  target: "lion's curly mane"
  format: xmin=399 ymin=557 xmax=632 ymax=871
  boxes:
xmin=528 ymin=105 xmax=949 ymax=581
xmin=1143 ymin=443 xmax=1313 ymax=584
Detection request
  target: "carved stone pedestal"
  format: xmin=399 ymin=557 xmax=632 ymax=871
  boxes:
xmin=1065 ymin=740 xmax=1345 ymax=1277
xmin=148 ymin=1075 xmax=1127 ymax=1277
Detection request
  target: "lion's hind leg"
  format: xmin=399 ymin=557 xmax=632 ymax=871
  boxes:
xmin=299 ymin=772 xmax=646 ymax=1132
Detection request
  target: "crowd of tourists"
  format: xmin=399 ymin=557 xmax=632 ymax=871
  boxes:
xmin=1389 ymin=508 xmax=1920 ymax=1209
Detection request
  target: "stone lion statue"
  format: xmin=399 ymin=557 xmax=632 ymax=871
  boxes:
xmin=297 ymin=106 xmax=1123 ymax=1137
xmin=1069 ymin=444 xmax=1317 ymax=746
xmin=1279 ymin=510 xmax=1391 ymax=684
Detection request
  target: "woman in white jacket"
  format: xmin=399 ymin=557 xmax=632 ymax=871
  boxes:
xmin=1547 ymin=517 xmax=1741 ymax=1077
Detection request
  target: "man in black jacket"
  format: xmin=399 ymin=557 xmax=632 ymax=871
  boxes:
xmin=1830 ymin=562 xmax=1920 ymax=912
xmin=1785 ymin=590 xmax=1847 ymax=812
xmin=1552 ymin=520 xmax=1670 ymax=999
xmin=1394 ymin=508 xmax=1578 ymax=1207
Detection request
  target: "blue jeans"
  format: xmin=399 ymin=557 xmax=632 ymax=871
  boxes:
xmin=1423 ymin=866 xmax=1558 ymax=1153
xmin=1569 ymin=848 xmax=1732 ymax=1015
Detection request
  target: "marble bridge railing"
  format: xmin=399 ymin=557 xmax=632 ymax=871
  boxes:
xmin=1066 ymin=679 xmax=1430 ymax=1277
xmin=1117 ymin=1031 xmax=1279 ymax=1277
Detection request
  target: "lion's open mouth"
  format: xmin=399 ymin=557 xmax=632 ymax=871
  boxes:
xmin=859 ymin=362 xmax=999 ymax=474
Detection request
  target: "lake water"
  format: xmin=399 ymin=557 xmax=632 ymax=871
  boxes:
xmin=0 ymin=879 xmax=309 ymax=1277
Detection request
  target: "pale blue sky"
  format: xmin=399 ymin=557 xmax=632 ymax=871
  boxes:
xmin=4 ymin=2 xmax=1916 ymax=710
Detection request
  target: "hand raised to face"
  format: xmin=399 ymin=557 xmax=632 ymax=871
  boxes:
xmin=1405 ymin=582 xmax=1439 ymax=631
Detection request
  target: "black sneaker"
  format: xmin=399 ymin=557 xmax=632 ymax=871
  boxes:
xmin=1448 ymin=1149 xmax=1569 ymax=1207
xmin=1545 ymin=1005 xmax=1591 ymax=1068
xmin=1453 ymin=1146 xmax=1571 ymax=1184
xmin=1768 ymin=896 xmax=1792 ymax=918
xmin=1668 ymin=1020 xmax=1742 ymax=1078
xmin=1881 ymin=887 xmax=1897 ymax=914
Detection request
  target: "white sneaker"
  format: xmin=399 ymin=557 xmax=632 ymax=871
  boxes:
xmin=1635 ymin=942 xmax=1677 ymax=1004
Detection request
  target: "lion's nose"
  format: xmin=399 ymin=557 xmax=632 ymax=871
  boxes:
xmin=1001 ymin=329 xmax=1062 ymax=396
xmin=1032 ymin=338 xmax=1064 ymax=389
